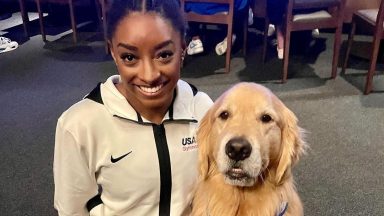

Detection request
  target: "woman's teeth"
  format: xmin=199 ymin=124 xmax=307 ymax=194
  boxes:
xmin=139 ymin=84 xmax=163 ymax=94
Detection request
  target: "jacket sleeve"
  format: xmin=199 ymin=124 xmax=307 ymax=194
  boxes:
xmin=53 ymin=118 xmax=100 ymax=216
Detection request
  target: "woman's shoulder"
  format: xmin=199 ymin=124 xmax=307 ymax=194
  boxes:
xmin=58 ymin=98 xmax=104 ymax=129
xmin=58 ymin=76 xmax=118 ymax=126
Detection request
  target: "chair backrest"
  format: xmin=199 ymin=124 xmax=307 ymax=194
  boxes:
xmin=344 ymin=0 xmax=381 ymax=23
xmin=286 ymin=0 xmax=346 ymax=31
xmin=355 ymin=0 xmax=384 ymax=35
xmin=293 ymin=0 xmax=342 ymax=10
xmin=180 ymin=0 xmax=234 ymax=24
xmin=39 ymin=0 xmax=92 ymax=6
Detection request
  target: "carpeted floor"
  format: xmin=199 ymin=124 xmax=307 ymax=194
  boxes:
xmin=0 ymin=11 xmax=383 ymax=216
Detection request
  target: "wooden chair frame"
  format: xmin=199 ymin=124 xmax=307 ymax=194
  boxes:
xmin=282 ymin=0 xmax=346 ymax=82
xmin=181 ymin=0 xmax=247 ymax=74
xmin=99 ymin=0 xmax=108 ymax=54
xmin=35 ymin=0 xmax=77 ymax=43
xmin=18 ymin=0 xmax=30 ymax=37
xmin=250 ymin=0 xmax=269 ymax=62
xmin=342 ymin=0 xmax=384 ymax=94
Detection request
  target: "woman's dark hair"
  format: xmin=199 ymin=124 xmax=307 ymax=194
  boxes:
xmin=107 ymin=0 xmax=185 ymax=40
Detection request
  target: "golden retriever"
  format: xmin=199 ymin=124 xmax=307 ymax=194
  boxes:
xmin=191 ymin=82 xmax=307 ymax=216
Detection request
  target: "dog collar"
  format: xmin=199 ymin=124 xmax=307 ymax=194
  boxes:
xmin=204 ymin=201 xmax=288 ymax=215
xmin=276 ymin=201 xmax=288 ymax=216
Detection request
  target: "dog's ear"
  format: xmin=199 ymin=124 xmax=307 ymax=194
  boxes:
xmin=275 ymin=102 xmax=306 ymax=184
xmin=196 ymin=107 xmax=214 ymax=180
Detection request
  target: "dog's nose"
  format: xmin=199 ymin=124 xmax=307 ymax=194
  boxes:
xmin=225 ymin=138 xmax=252 ymax=161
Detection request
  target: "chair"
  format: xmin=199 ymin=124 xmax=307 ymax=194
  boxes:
xmin=18 ymin=0 xmax=29 ymax=37
xmin=341 ymin=0 xmax=384 ymax=95
xmin=180 ymin=0 xmax=247 ymax=74
xmin=96 ymin=0 xmax=109 ymax=54
xmin=268 ymin=0 xmax=346 ymax=83
xmin=35 ymin=0 xmax=79 ymax=43
xmin=250 ymin=0 xmax=269 ymax=62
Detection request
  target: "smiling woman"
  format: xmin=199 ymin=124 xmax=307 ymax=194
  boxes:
xmin=109 ymin=12 xmax=183 ymax=124
xmin=53 ymin=0 xmax=213 ymax=215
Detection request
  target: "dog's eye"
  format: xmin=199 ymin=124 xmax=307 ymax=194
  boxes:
xmin=261 ymin=114 xmax=272 ymax=123
xmin=219 ymin=111 xmax=229 ymax=120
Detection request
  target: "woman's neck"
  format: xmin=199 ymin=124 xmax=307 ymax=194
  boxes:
xmin=140 ymin=107 xmax=168 ymax=125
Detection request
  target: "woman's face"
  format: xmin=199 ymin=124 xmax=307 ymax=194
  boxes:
xmin=109 ymin=12 xmax=183 ymax=117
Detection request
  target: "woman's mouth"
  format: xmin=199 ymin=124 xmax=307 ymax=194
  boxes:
xmin=137 ymin=83 xmax=164 ymax=95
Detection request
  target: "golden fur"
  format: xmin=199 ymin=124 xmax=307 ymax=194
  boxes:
xmin=191 ymin=83 xmax=306 ymax=216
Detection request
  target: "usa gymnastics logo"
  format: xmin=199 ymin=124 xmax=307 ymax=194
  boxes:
xmin=182 ymin=136 xmax=198 ymax=151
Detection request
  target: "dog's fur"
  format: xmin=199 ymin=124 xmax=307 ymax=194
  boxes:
xmin=191 ymin=83 xmax=307 ymax=216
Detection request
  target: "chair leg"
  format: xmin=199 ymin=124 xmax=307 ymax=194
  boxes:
xmin=225 ymin=24 xmax=234 ymax=74
xmin=341 ymin=21 xmax=356 ymax=75
xmin=94 ymin=0 xmax=103 ymax=27
xmin=35 ymin=0 xmax=46 ymax=42
xmin=331 ymin=25 xmax=343 ymax=79
xmin=282 ymin=29 xmax=291 ymax=83
xmin=243 ymin=14 xmax=248 ymax=56
xmin=262 ymin=19 xmax=269 ymax=63
xmin=18 ymin=0 xmax=29 ymax=38
xmin=364 ymin=35 xmax=381 ymax=94
xmin=68 ymin=0 xmax=77 ymax=43
xmin=101 ymin=0 xmax=109 ymax=54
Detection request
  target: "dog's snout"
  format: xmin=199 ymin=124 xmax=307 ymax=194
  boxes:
xmin=225 ymin=138 xmax=252 ymax=161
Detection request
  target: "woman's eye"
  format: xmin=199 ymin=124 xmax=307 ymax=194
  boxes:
xmin=219 ymin=111 xmax=229 ymax=120
xmin=157 ymin=51 xmax=173 ymax=60
xmin=120 ymin=54 xmax=136 ymax=62
xmin=261 ymin=114 xmax=272 ymax=123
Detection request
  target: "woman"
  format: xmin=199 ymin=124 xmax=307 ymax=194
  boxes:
xmin=53 ymin=0 xmax=213 ymax=215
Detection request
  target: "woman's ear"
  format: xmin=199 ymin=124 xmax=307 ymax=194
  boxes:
xmin=108 ymin=40 xmax=118 ymax=65
xmin=180 ymin=40 xmax=187 ymax=68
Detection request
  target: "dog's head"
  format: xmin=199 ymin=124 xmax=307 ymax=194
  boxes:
xmin=197 ymin=83 xmax=306 ymax=187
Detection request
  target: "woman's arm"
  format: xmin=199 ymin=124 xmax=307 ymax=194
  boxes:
xmin=53 ymin=119 xmax=100 ymax=216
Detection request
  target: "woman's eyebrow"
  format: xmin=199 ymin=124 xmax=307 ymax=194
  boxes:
xmin=116 ymin=40 xmax=174 ymax=51
xmin=154 ymin=40 xmax=174 ymax=50
xmin=117 ymin=43 xmax=138 ymax=51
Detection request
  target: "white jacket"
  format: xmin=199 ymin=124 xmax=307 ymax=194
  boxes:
xmin=54 ymin=75 xmax=213 ymax=216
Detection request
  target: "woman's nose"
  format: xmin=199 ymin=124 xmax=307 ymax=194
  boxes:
xmin=139 ymin=58 xmax=161 ymax=83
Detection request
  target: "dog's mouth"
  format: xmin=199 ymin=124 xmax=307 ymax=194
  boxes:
xmin=226 ymin=168 xmax=248 ymax=179
xmin=226 ymin=166 xmax=250 ymax=180
xmin=224 ymin=166 xmax=255 ymax=187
